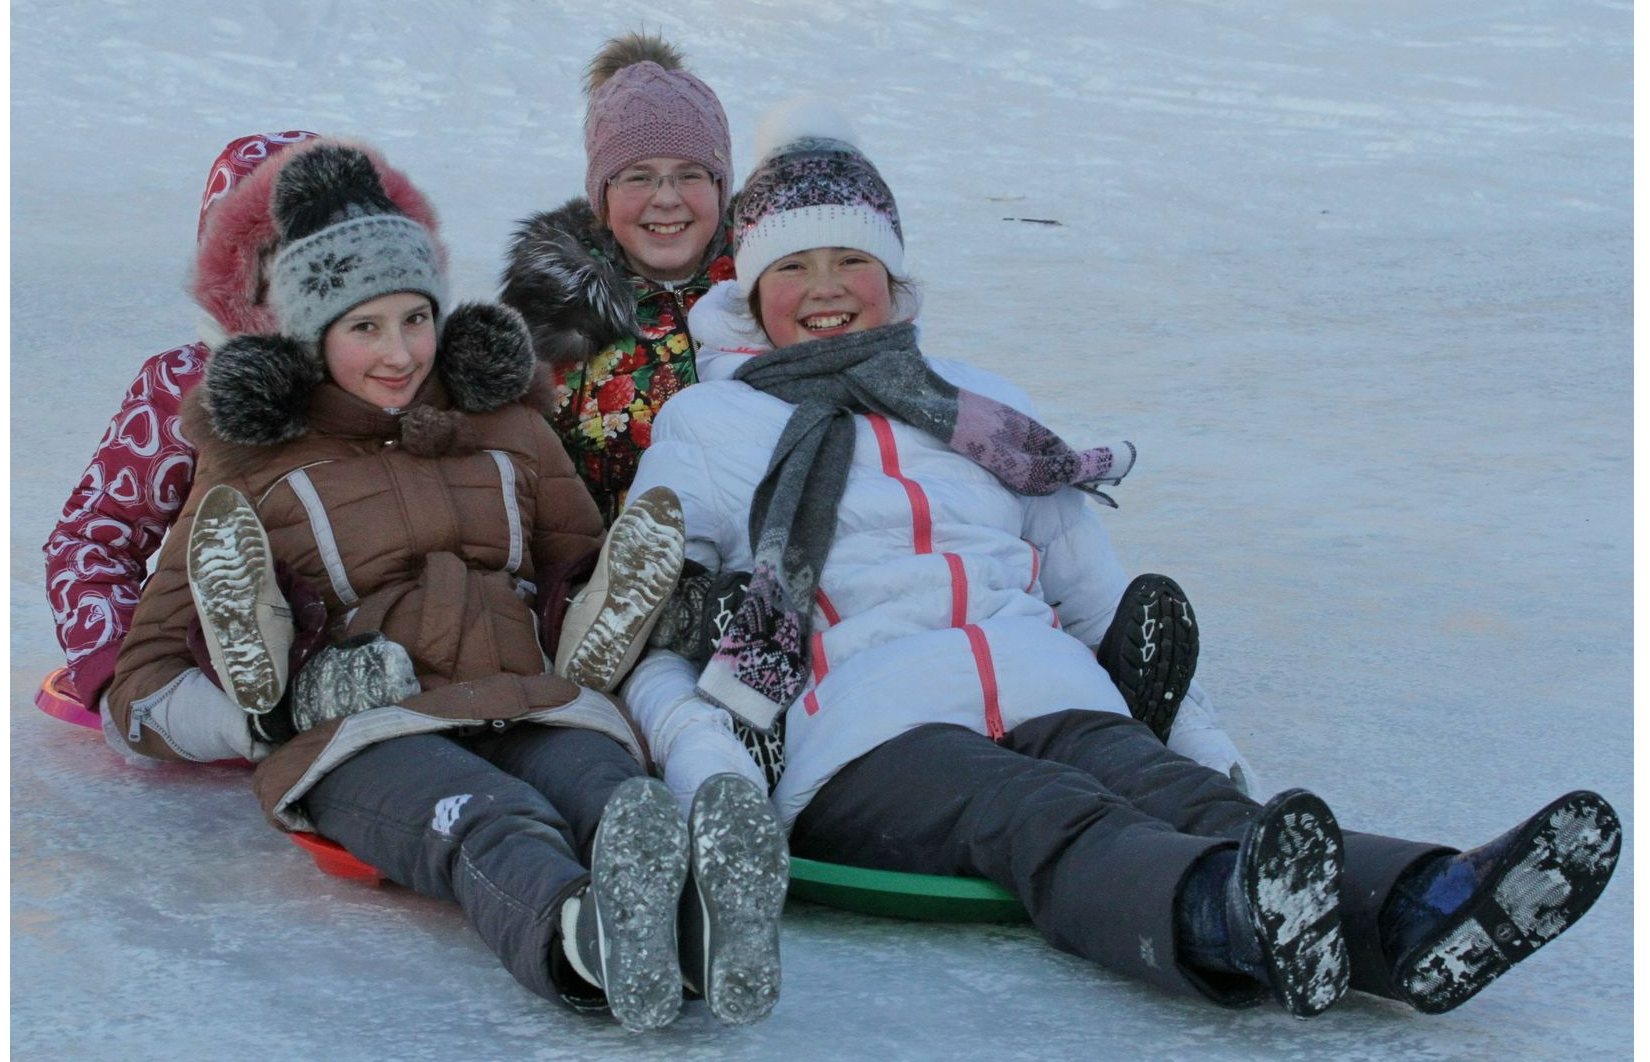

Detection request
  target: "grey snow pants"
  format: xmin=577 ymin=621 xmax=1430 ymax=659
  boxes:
xmin=301 ymin=724 xmax=645 ymax=1008
xmin=789 ymin=710 xmax=1448 ymax=1004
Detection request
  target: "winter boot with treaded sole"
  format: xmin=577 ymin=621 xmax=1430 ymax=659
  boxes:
xmin=1388 ymin=790 xmax=1621 ymax=1015
xmin=186 ymin=484 xmax=293 ymax=716
xmin=586 ymin=776 xmax=691 ymax=1032
xmin=681 ymin=773 xmax=789 ymax=1025
xmin=1229 ymin=788 xmax=1350 ymax=1018
xmin=556 ymin=486 xmax=686 ymax=692
xmin=1098 ymin=573 xmax=1198 ymax=741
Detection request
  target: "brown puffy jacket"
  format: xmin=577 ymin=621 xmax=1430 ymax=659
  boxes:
xmin=108 ymin=303 xmax=643 ymax=828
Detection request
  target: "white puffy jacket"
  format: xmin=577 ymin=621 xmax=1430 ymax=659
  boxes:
xmin=623 ymin=283 xmax=1257 ymax=824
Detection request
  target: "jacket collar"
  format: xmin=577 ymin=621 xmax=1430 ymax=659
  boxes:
xmin=304 ymin=373 xmax=451 ymax=439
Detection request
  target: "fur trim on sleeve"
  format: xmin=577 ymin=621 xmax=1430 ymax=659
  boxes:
xmin=202 ymin=334 xmax=323 ymax=446
xmin=438 ymin=301 xmax=536 ymax=412
xmin=498 ymin=198 xmax=637 ymax=366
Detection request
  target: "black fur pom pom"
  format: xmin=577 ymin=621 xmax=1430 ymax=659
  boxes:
xmin=203 ymin=334 xmax=324 ymax=445
xmin=272 ymin=144 xmax=402 ymax=244
xmin=438 ymin=302 xmax=536 ymax=412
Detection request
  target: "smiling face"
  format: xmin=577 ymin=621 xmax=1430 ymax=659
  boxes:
xmin=754 ymin=247 xmax=895 ymax=348
xmin=321 ymin=291 xmax=437 ymax=409
xmin=603 ymin=156 xmax=721 ymax=283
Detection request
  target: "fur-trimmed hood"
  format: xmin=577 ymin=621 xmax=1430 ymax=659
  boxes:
xmin=497 ymin=196 xmax=733 ymax=367
xmin=190 ymin=137 xmax=446 ymax=344
xmin=190 ymin=302 xmax=542 ymax=477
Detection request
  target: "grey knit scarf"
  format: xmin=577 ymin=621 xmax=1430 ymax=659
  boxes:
xmin=693 ymin=323 xmax=1134 ymax=731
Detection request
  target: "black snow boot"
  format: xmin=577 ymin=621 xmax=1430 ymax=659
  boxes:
xmin=678 ymin=773 xmax=790 ymax=1026
xmin=648 ymin=562 xmax=750 ymax=666
xmin=1378 ymin=790 xmax=1621 ymax=1014
xmin=1179 ymin=789 xmax=1349 ymax=1017
xmin=1096 ymin=573 xmax=1198 ymax=741
xmin=581 ymin=777 xmax=691 ymax=1032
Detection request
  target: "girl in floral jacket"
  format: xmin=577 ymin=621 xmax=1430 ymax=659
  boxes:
xmin=500 ymin=32 xmax=735 ymax=524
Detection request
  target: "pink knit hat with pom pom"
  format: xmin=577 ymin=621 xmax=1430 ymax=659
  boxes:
xmin=582 ymin=32 xmax=731 ymax=221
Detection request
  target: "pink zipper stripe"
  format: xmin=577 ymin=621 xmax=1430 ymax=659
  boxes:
xmin=963 ymin=624 xmax=1005 ymax=740
xmin=943 ymin=553 xmax=968 ymax=628
xmin=1024 ymin=540 xmax=1041 ymax=591
xmin=867 ymin=413 xmax=933 ymax=554
xmin=815 ymin=587 xmax=841 ymax=626
xmin=804 ymin=631 xmax=830 ymax=716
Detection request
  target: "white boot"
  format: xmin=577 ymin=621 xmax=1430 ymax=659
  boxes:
xmin=555 ymin=486 xmax=686 ymax=691
xmin=186 ymin=484 xmax=294 ymax=716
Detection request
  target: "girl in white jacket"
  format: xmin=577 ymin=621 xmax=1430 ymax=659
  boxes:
xmin=620 ymin=106 xmax=1620 ymax=1020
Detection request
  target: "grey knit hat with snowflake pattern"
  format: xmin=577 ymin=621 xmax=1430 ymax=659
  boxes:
xmin=269 ymin=143 xmax=448 ymax=347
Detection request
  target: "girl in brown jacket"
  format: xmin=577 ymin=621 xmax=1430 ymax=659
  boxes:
xmin=105 ymin=142 xmax=787 ymax=1032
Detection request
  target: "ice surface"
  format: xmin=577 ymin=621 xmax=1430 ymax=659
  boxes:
xmin=9 ymin=1 xmax=1631 ymax=1059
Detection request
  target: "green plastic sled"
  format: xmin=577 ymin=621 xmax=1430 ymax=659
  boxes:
xmin=787 ymin=856 xmax=1028 ymax=923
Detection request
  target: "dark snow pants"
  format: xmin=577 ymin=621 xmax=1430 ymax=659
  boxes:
xmin=302 ymin=724 xmax=644 ymax=1008
xmin=789 ymin=710 xmax=1449 ymax=1004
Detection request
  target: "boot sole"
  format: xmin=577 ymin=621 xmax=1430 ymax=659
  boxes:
xmin=1395 ymin=790 xmax=1621 ymax=1015
xmin=186 ymin=485 xmax=290 ymax=714
xmin=1109 ymin=574 xmax=1198 ymax=741
xmin=559 ymin=487 xmax=686 ymax=692
xmin=590 ymin=777 xmax=690 ymax=1032
xmin=1242 ymin=789 xmax=1349 ymax=1018
xmin=690 ymin=774 xmax=789 ymax=1026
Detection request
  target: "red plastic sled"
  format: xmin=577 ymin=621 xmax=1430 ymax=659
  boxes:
xmin=288 ymin=832 xmax=384 ymax=885
xmin=36 ymin=668 xmax=101 ymax=730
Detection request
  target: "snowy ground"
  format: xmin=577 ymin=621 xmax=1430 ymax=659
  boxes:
xmin=9 ymin=1 xmax=1633 ymax=1059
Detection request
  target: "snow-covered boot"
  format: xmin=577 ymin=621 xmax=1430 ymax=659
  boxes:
xmin=1231 ymin=789 xmax=1349 ymax=1017
xmin=288 ymin=632 xmax=420 ymax=732
xmin=582 ymin=777 xmax=691 ymax=1032
xmin=648 ymin=562 xmax=751 ymax=665
xmin=1097 ymin=573 xmax=1198 ymax=741
xmin=1378 ymin=790 xmax=1620 ymax=1015
xmin=679 ymin=773 xmax=789 ymax=1026
xmin=1179 ymin=789 xmax=1348 ymax=1017
xmin=186 ymin=484 xmax=294 ymax=717
xmin=555 ymin=486 xmax=686 ymax=692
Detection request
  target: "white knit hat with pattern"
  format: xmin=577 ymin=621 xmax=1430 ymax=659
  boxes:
xmin=731 ymin=101 xmax=904 ymax=295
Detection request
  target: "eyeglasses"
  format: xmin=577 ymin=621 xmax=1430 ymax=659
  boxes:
xmin=607 ymin=167 xmax=716 ymax=197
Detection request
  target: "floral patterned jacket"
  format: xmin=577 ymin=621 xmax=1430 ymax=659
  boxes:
xmin=499 ymin=197 xmax=734 ymax=524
